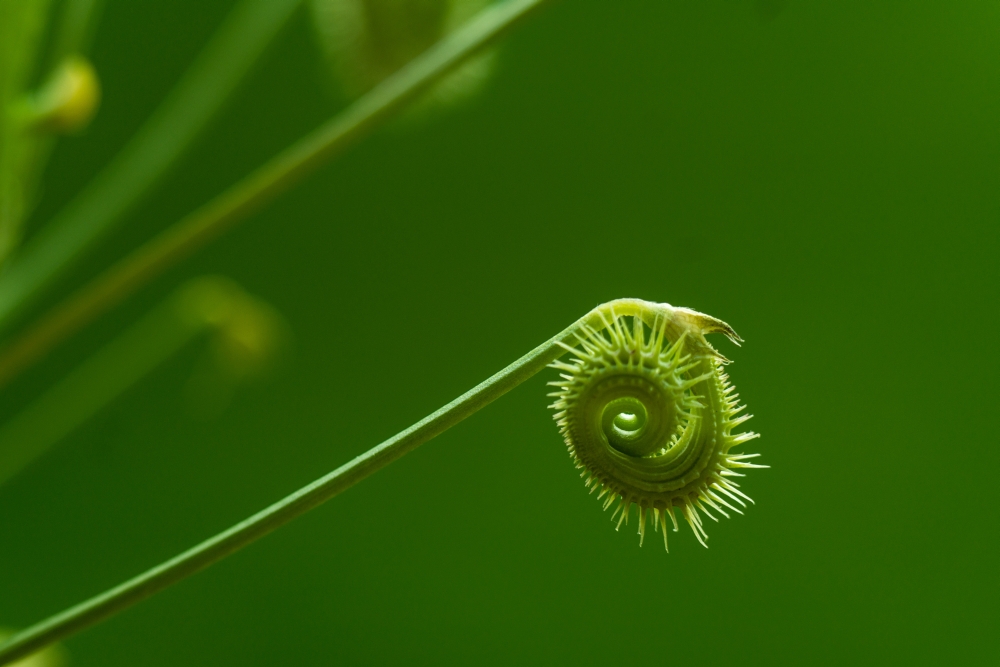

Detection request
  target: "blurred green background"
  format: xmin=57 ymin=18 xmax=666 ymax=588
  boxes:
xmin=2 ymin=0 xmax=999 ymax=664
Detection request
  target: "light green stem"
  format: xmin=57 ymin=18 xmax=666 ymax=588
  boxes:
xmin=0 ymin=298 xmax=648 ymax=665
xmin=0 ymin=0 xmax=301 ymax=330
xmin=0 ymin=0 xmax=557 ymax=390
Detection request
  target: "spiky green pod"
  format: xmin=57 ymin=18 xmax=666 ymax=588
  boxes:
xmin=548 ymin=302 xmax=765 ymax=551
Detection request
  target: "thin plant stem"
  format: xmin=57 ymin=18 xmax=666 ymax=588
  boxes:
xmin=0 ymin=0 xmax=302 ymax=329
xmin=0 ymin=298 xmax=650 ymax=665
xmin=17 ymin=0 xmax=109 ymax=245
xmin=0 ymin=0 xmax=557 ymax=390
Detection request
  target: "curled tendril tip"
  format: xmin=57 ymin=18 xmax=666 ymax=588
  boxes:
xmin=549 ymin=300 xmax=765 ymax=551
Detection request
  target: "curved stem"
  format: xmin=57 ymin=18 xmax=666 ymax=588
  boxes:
xmin=0 ymin=298 xmax=652 ymax=664
xmin=0 ymin=0 xmax=556 ymax=390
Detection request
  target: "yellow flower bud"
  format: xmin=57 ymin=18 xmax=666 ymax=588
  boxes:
xmin=0 ymin=629 xmax=65 ymax=667
xmin=23 ymin=56 xmax=101 ymax=133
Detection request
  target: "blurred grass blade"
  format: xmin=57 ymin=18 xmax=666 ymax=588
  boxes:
xmin=47 ymin=0 xmax=106 ymax=70
xmin=0 ymin=287 xmax=203 ymax=487
xmin=0 ymin=0 xmax=556 ymax=391
xmin=15 ymin=0 xmax=109 ymax=215
xmin=0 ymin=0 xmax=54 ymax=263
xmin=0 ymin=0 xmax=302 ymax=332
xmin=0 ymin=276 xmax=277 ymax=487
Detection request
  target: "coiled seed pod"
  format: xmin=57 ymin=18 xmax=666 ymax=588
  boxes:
xmin=549 ymin=301 xmax=764 ymax=550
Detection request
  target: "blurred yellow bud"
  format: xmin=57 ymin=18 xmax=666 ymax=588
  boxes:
xmin=175 ymin=276 xmax=287 ymax=378
xmin=0 ymin=629 xmax=65 ymax=667
xmin=211 ymin=291 xmax=286 ymax=379
xmin=175 ymin=276 xmax=289 ymax=418
xmin=23 ymin=56 xmax=101 ymax=133
xmin=310 ymin=0 xmax=495 ymax=109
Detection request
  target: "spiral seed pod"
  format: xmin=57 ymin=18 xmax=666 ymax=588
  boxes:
xmin=549 ymin=302 xmax=765 ymax=551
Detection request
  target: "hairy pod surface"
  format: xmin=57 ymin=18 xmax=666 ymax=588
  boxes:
xmin=549 ymin=301 xmax=765 ymax=551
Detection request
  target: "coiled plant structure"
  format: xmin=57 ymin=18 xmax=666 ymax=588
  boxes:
xmin=0 ymin=0 xmax=766 ymax=661
xmin=0 ymin=297 xmax=764 ymax=663
xmin=548 ymin=303 xmax=764 ymax=550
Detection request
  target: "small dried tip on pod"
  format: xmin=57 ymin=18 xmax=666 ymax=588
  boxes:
xmin=0 ymin=627 xmax=66 ymax=667
xmin=20 ymin=56 xmax=101 ymax=133
xmin=549 ymin=299 xmax=765 ymax=552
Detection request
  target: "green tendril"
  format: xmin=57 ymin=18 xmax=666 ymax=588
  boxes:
xmin=0 ymin=298 xmax=763 ymax=664
xmin=549 ymin=303 xmax=765 ymax=550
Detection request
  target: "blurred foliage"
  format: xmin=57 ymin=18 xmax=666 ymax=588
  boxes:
xmin=310 ymin=0 xmax=495 ymax=107
xmin=17 ymin=56 xmax=100 ymax=133
xmin=0 ymin=0 xmax=998 ymax=665
xmin=0 ymin=0 xmax=54 ymax=262
xmin=0 ymin=276 xmax=284 ymax=487
xmin=0 ymin=629 xmax=63 ymax=667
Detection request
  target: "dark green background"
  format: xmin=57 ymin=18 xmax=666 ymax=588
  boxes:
xmin=2 ymin=0 xmax=998 ymax=664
